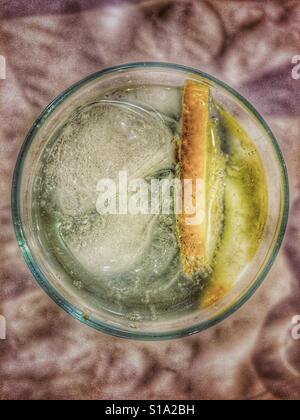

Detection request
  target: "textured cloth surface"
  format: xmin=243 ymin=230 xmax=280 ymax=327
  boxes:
xmin=0 ymin=0 xmax=300 ymax=400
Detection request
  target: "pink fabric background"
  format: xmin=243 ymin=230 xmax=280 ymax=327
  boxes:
xmin=0 ymin=0 xmax=300 ymax=400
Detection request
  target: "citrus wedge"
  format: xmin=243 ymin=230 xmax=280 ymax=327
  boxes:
xmin=177 ymin=80 xmax=210 ymax=275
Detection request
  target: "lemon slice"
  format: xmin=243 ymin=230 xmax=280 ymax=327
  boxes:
xmin=177 ymin=80 xmax=210 ymax=275
xmin=201 ymin=106 xmax=268 ymax=309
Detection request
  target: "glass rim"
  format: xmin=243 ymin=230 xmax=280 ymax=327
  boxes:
xmin=11 ymin=61 xmax=290 ymax=340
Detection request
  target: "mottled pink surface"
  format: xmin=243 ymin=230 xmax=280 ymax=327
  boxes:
xmin=0 ymin=0 xmax=300 ymax=400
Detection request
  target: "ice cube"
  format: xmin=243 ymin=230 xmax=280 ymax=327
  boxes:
xmin=40 ymin=99 xmax=176 ymax=276
xmin=59 ymin=213 xmax=156 ymax=275
xmin=42 ymin=100 xmax=175 ymax=217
